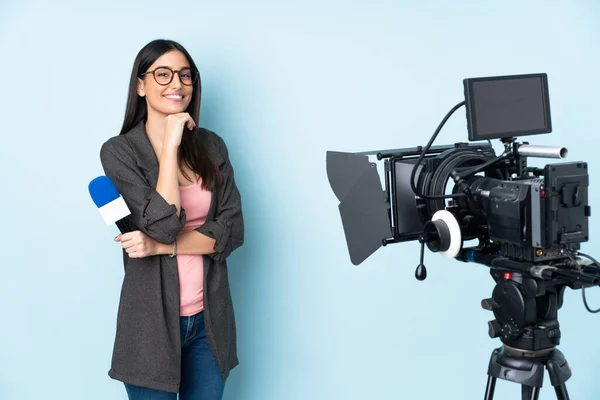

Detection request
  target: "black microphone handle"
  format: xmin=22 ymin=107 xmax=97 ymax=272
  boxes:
xmin=115 ymin=219 xmax=131 ymax=234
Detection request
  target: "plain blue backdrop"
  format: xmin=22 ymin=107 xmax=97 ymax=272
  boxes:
xmin=1 ymin=1 xmax=600 ymax=399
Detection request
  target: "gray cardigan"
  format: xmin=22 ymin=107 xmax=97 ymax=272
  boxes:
xmin=99 ymin=121 xmax=244 ymax=392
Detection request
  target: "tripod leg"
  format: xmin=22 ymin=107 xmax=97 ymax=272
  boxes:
xmin=521 ymin=386 xmax=540 ymax=400
xmin=554 ymin=384 xmax=570 ymax=400
xmin=530 ymin=387 xmax=540 ymax=400
xmin=484 ymin=375 xmax=496 ymax=400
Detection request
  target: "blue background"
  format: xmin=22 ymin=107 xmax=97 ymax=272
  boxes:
xmin=1 ymin=1 xmax=599 ymax=399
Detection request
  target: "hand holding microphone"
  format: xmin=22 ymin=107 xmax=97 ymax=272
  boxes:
xmin=114 ymin=230 xmax=159 ymax=258
xmin=89 ymin=175 xmax=164 ymax=258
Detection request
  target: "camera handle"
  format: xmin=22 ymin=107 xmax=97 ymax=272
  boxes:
xmin=415 ymin=240 xmax=427 ymax=280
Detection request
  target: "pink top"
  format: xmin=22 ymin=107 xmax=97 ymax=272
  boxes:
xmin=177 ymin=178 xmax=212 ymax=317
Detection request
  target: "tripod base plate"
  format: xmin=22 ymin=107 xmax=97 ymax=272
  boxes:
xmin=484 ymin=346 xmax=572 ymax=400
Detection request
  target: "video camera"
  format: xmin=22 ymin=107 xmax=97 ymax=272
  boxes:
xmin=326 ymin=73 xmax=600 ymax=399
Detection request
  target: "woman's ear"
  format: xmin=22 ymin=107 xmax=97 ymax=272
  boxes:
xmin=137 ymin=78 xmax=146 ymax=97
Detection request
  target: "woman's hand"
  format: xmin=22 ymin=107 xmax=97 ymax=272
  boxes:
xmin=163 ymin=112 xmax=196 ymax=149
xmin=115 ymin=231 xmax=159 ymax=258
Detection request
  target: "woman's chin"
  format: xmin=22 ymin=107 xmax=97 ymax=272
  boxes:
xmin=160 ymin=104 xmax=190 ymax=116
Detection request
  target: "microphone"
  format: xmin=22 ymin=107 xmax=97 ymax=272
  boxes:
xmin=88 ymin=176 xmax=131 ymax=233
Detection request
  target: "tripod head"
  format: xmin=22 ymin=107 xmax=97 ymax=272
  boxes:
xmin=462 ymin=248 xmax=600 ymax=353
xmin=465 ymin=249 xmax=600 ymax=399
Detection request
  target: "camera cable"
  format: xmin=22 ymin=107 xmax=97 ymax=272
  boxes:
xmin=410 ymin=101 xmax=466 ymax=200
xmin=566 ymin=250 xmax=600 ymax=313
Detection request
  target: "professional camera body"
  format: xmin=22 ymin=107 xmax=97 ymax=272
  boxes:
xmin=413 ymin=141 xmax=591 ymax=264
xmin=327 ymin=73 xmax=599 ymax=399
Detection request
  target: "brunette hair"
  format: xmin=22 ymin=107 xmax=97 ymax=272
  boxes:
xmin=120 ymin=39 xmax=220 ymax=189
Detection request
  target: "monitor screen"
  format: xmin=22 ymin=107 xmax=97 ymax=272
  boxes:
xmin=464 ymin=73 xmax=552 ymax=141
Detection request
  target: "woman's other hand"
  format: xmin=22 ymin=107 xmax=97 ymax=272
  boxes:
xmin=163 ymin=112 xmax=196 ymax=149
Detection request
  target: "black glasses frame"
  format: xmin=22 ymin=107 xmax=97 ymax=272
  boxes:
xmin=140 ymin=67 xmax=199 ymax=86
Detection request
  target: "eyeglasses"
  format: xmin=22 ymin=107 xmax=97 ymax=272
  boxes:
xmin=140 ymin=66 xmax=198 ymax=86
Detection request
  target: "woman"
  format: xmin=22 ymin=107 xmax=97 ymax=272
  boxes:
xmin=99 ymin=39 xmax=244 ymax=400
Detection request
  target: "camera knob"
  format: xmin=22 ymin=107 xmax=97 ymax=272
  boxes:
xmin=548 ymin=328 xmax=561 ymax=345
xmin=488 ymin=320 xmax=502 ymax=338
xmin=481 ymin=298 xmax=501 ymax=311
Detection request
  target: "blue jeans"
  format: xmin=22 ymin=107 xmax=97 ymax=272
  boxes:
xmin=124 ymin=311 xmax=225 ymax=400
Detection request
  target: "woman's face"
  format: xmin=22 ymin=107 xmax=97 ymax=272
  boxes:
xmin=137 ymin=50 xmax=194 ymax=118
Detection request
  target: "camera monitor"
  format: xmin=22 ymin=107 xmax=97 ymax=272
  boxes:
xmin=464 ymin=73 xmax=552 ymax=141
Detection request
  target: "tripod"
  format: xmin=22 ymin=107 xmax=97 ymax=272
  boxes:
xmin=479 ymin=268 xmax=579 ymax=400
xmin=484 ymin=345 xmax=571 ymax=400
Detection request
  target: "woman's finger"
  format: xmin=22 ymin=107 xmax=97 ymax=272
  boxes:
xmin=122 ymin=241 xmax=135 ymax=250
xmin=120 ymin=230 xmax=142 ymax=243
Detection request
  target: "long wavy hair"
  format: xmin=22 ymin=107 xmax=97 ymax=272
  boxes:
xmin=119 ymin=39 xmax=220 ymax=190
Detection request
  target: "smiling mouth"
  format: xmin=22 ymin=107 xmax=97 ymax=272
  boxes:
xmin=164 ymin=94 xmax=183 ymax=102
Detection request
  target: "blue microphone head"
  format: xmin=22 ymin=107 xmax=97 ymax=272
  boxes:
xmin=88 ymin=176 xmax=121 ymax=208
